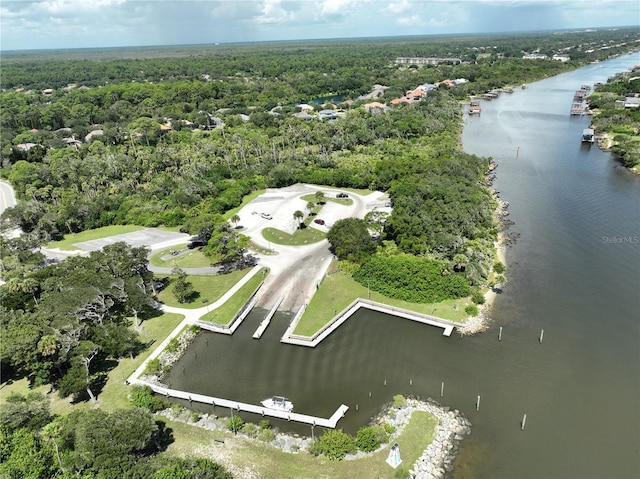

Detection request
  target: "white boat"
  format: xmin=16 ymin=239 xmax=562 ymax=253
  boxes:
xmin=261 ymin=396 xmax=293 ymax=412
xmin=582 ymin=128 xmax=595 ymax=143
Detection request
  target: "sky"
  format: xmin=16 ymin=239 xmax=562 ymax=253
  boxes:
xmin=1 ymin=0 xmax=638 ymax=51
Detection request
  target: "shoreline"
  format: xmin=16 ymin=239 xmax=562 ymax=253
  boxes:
xmin=457 ymin=193 xmax=509 ymax=336
xmin=157 ymin=396 xmax=471 ymax=479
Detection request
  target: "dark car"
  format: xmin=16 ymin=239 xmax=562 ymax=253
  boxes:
xmin=336 ymin=192 xmax=349 ymax=198
xmin=314 ymin=218 xmax=325 ymax=225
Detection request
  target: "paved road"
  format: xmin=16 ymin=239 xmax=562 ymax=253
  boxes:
xmin=235 ymin=184 xmax=390 ymax=311
xmin=0 ymin=180 xmax=20 ymax=239
xmin=0 ymin=180 xmax=16 ymax=216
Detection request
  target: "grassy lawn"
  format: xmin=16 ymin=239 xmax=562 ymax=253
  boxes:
xmin=149 ymin=245 xmax=212 ymax=268
xmin=156 ymin=268 xmax=253 ymax=309
xmin=0 ymin=312 xmax=184 ymax=416
xmin=198 ymin=270 xmax=267 ymax=325
xmin=294 ymin=264 xmax=472 ymax=337
xmin=47 ymin=224 xmax=145 ymax=250
xmin=263 ymin=226 xmax=326 ymax=246
xmin=300 ymin=193 xmax=353 ymax=207
xmin=164 ymin=410 xmax=437 ymax=479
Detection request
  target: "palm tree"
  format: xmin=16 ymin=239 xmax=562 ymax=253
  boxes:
xmin=315 ymin=191 xmax=325 ymax=205
xmin=306 ymin=201 xmax=315 ymax=215
xmin=453 ymin=253 xmax=469 ymax=272
xmin=38 ymin=335 xmax=58 ymax=357
xmin=293 ymin=210 xmax=304 ymax=228
xmin=230 ymin=214 xmax=240 ymax=228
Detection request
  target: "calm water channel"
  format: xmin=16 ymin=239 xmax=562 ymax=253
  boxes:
xmin=166 ymin=53 xmax=640 ymax=478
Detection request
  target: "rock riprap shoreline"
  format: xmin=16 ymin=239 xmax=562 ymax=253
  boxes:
xmin=158 ymin=395 xmax=471 ymax=478
xmin=377 ymin=398 xmax=472 ymax=479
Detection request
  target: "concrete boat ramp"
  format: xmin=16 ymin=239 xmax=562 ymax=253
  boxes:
xmin=132 ymin=380 xmax=349 ymax=428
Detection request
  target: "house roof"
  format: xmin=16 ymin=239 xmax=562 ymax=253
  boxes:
xmin=364 ymin=101 xmax=387 ymax=110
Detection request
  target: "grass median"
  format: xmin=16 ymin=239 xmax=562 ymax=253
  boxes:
xmin=149 ymin=245 xmax=211 ymax=268
xmin=262 ymin=226 xmax=325 ymax=246
xmin=198 ymin=268 xmax=267 ymax=325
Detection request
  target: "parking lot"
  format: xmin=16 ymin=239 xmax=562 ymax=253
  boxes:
xmin=73 ymin=228 xmax=190 ymax=252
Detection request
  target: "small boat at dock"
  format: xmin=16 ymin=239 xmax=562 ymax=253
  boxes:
xmin=469 ymin=100 xmax=481 ymax=115
xmin=261 ymin=396 xmax=294 ymax=412
xmin=570 ymin=102 xmax=585 ymax=115
xmin=582 ymin=128 xmax=595 ymax=143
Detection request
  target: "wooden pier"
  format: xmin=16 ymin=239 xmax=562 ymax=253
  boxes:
xmin=131 ymin=379 xmax=349 ymax=428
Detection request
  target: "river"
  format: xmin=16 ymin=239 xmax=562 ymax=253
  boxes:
xmin=166 ymin=53 xmax=640 ymax=478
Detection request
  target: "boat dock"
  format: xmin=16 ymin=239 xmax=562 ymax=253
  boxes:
xmin=253 ymin=295 xmax=284 ymax=339
xmin=130 ymin=379 xmax=349 ymax=428
xmin=282 ymin=298 xmax=457 ymax=348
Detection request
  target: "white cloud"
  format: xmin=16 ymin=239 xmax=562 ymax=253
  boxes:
xmin=318 ymin=0 xmax=360 ymax=17
xmin=255 ymin=0 xmax=295 ymax=24
xmin=384 ymin=0 xmax=411 ymax=15
xmin=41 ymin=0 xmax=126 ymax=14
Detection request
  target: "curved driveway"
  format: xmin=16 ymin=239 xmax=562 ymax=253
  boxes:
xmin=236 ymin=184 xmax=388 ymax=311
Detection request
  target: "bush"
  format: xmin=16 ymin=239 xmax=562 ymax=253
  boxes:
xmin=309 ymin=429 xmax=356 ymax=460
xmin=144 ymin=358 xmax=161 ymax=375
xmin=258 ymin=428 xmax=276 ymax=442
xmin=493 ymin=261 xmax=505 ymax=274
xmin=393 ymin=466 xmax=411 ymax=479
xmin=259 ymin=419 xmax=271 ymax=430
xmin=241 ymin=423 xmax=258 ymax=437
xmin=227 ymin=416 xmax=244 ymax=434
xmin=356 ymin=425 xmax=389 ymax=452
xmin=465 ymin=304 xmax=478 ymax=316
xmin=471 ymin=289 xmax=485 ymax=305
xmin=393 ymin=394 xmax=406 ymax=408
xmin=165 ymin=338 xmax=180 ymax=353
xmin=353 ymin=254 xmax=470 ymax=303
xmin=129 ymin=385 xmax=168 ymax=412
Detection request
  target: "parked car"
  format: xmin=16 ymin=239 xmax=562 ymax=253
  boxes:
xmin=336 ymin=192 xmax=349 ymax=198
xmin=261 ymin=212 xmax=273 ymax=220
xmin=314 ymin=218 xmax=325 ymax=225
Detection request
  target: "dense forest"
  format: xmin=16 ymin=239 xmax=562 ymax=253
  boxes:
xmin=587 ymin=70 xmax=640 ymax=169
xmin=1 ymin=28 xmax=639 ymax=478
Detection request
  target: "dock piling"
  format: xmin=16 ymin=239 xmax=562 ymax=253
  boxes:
xmin=369 ymin=392 xmax=372 ymax=398
xmin=539 ymin=329 xmax=544 ymax=343
xmin=410 ymin=379 xmax=413 ymax=386
xmin=441 ymin=382 xmax=445 ymax=397
xmin=521 ymin=414 xmax=527 ymax=430
xmin=476 ymin=395 xmax=480 ymax=411
xmin=499 ymin=326 xmax=503 ymax=341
